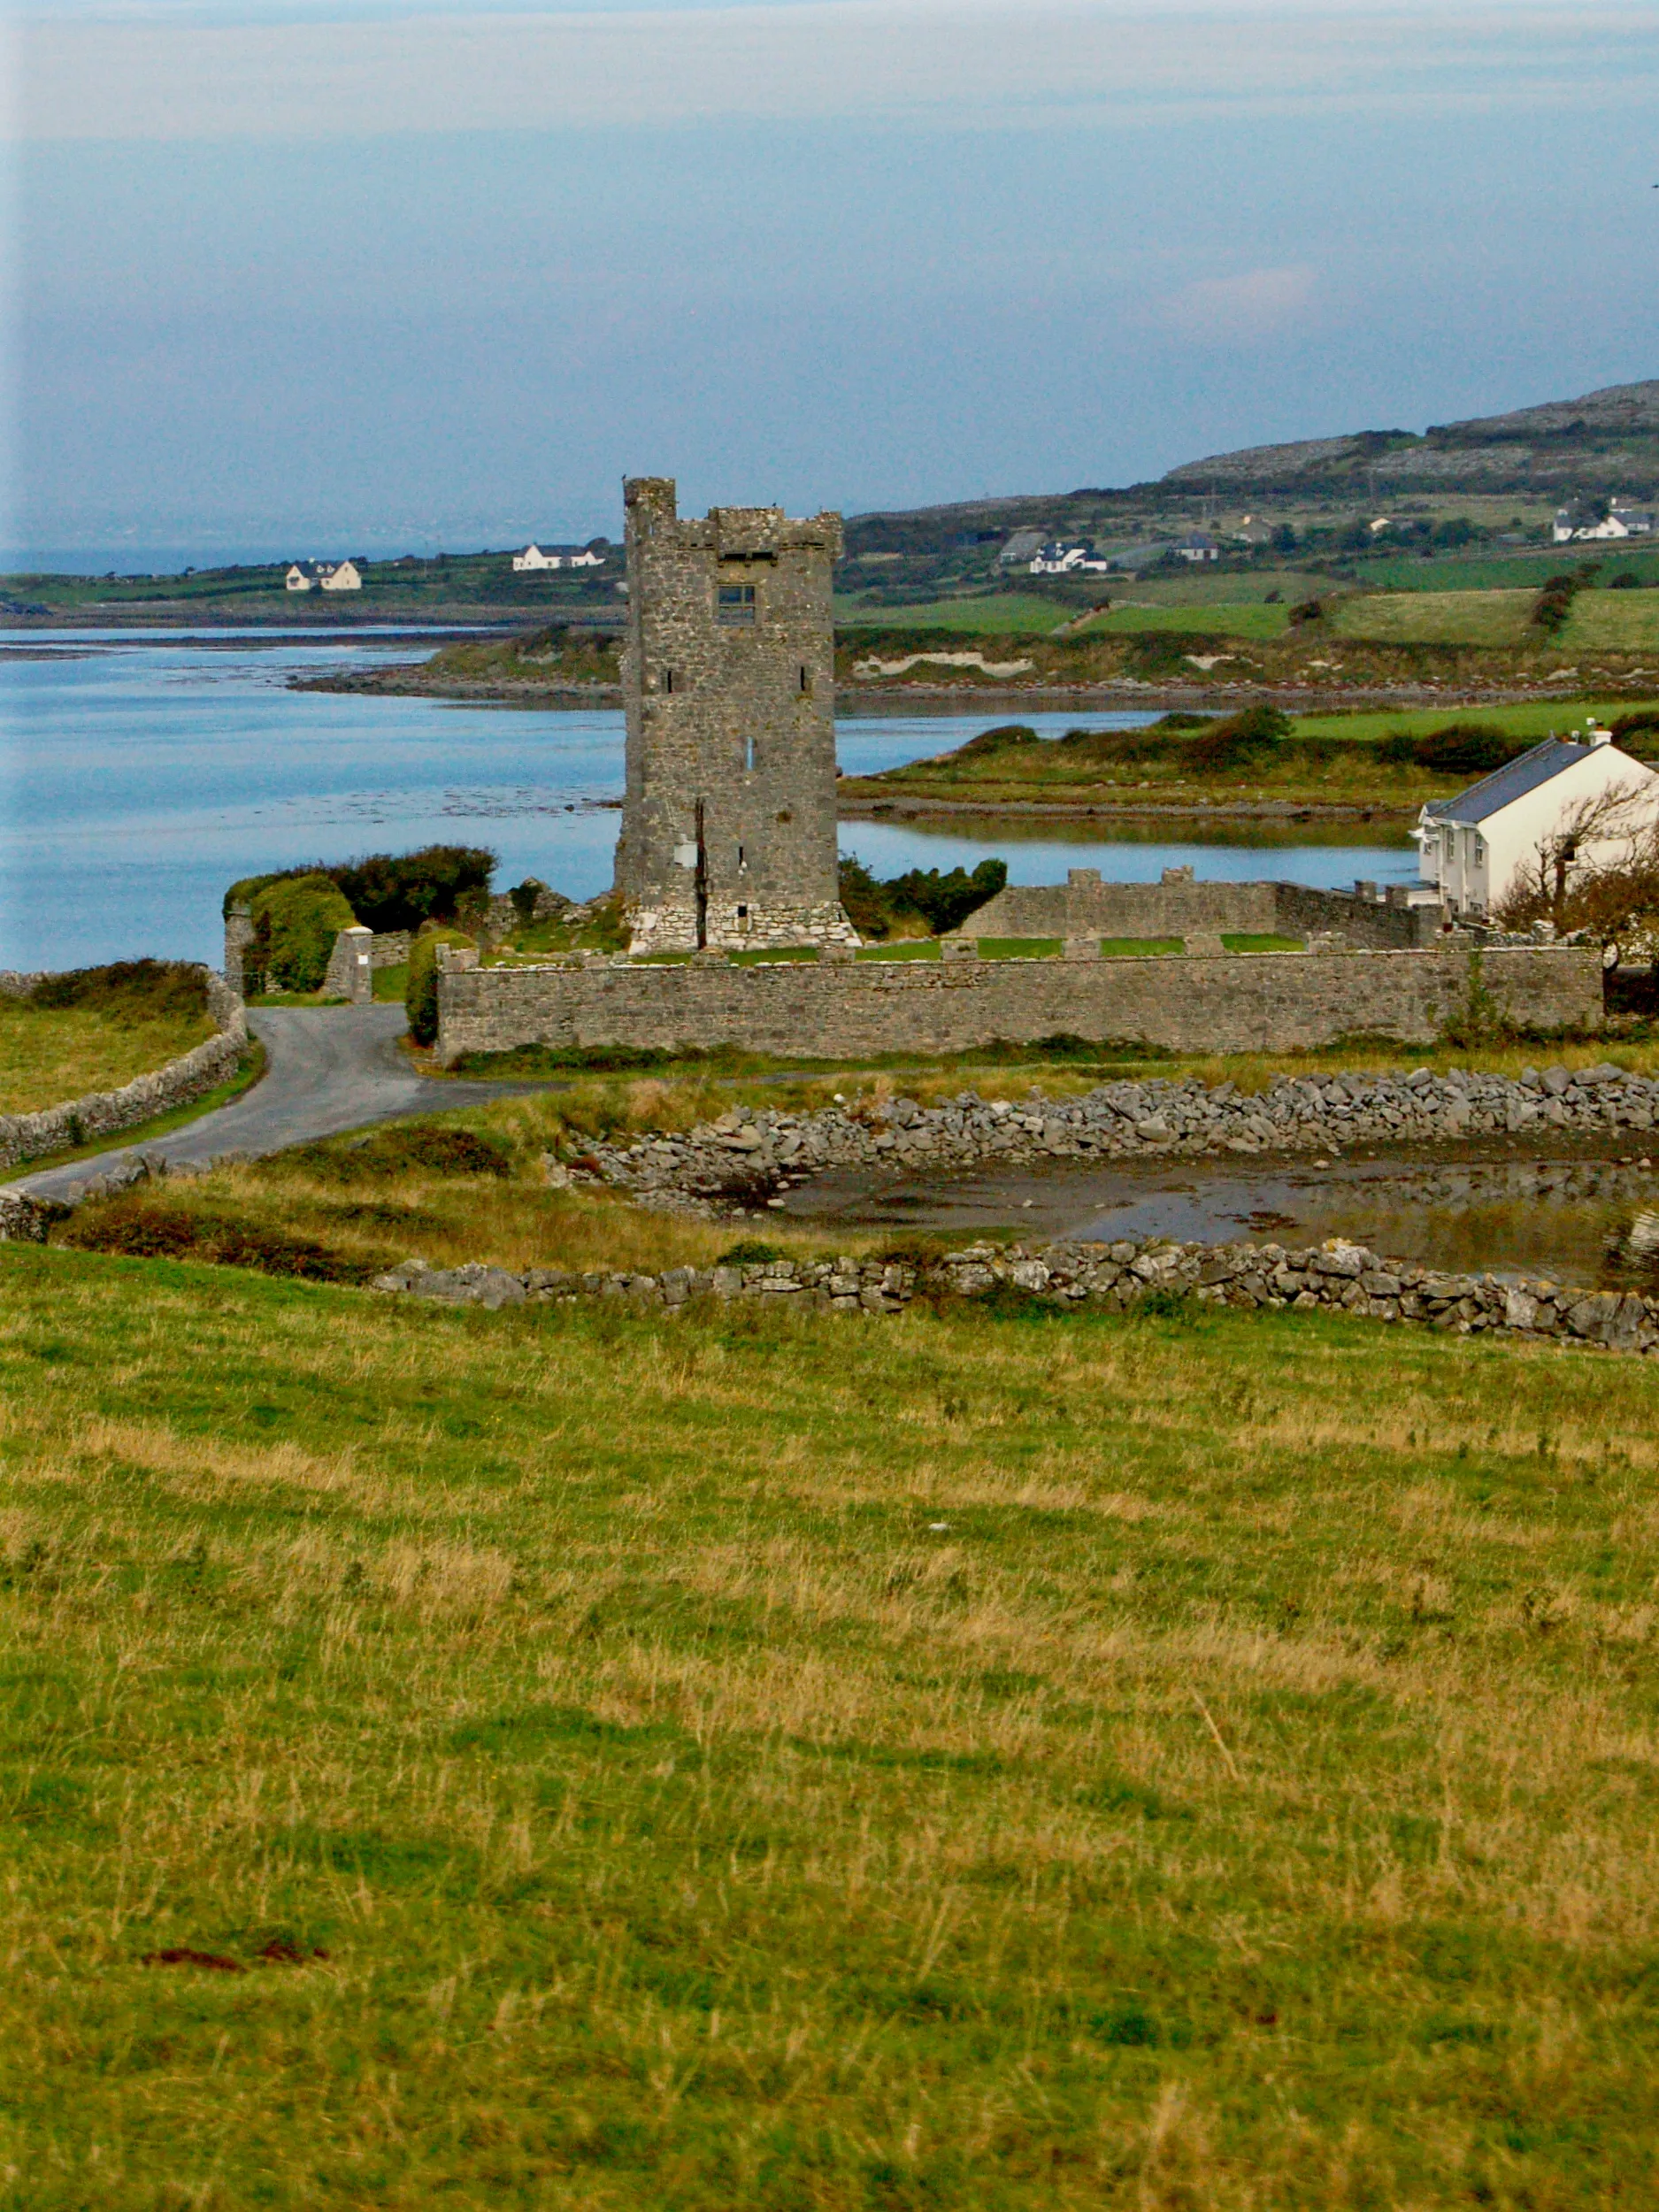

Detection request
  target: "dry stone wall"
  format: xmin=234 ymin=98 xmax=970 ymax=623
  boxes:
xmin=437 ymin=945 xmax=1601 ymax=1064
xmin=365 ymin=1235 xmax=1659 ymax=1358
xmin=565 ymin=1056 xmax=1659 ymax=1215
xmin=0 ymin=969 xmax=247 ymax=1171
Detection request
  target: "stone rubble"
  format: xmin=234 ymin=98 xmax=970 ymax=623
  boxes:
xmin=565 ymin=1059 xmax=1659 ymax=1216
xmin=368 ymin=1234 xmax=1659 ymax=1355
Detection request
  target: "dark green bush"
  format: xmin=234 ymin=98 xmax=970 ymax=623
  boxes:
xmin=1183 ymin=704 xmax=1291 ymax=772
xmin=225 ymin=845 xmax=495 ymax=931
xmin=1409 ymin=724 xmax=1520 ymax=775
xmin=838 ymin=855 xmax=1006 ymax=939
xmin=1530 ymin=572 xmax=1586 ymax=634
xmin=27 ymin=959 xmax=208 ymax=1021
xmin=404 ymin=926 xmax=476 ymax=1047
xmin=252 ymin=875 xmax=355 ymax=994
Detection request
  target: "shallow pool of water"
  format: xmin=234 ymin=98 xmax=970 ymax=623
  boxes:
xmin=779 ymin=1141 xmax=1659 ymax=1289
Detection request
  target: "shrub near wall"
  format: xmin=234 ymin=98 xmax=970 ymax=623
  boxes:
xmin=250 ymin=875 xmax=356 ymax=994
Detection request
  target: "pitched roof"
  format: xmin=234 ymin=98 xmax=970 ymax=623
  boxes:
xmin=1422 ymin=738 xmax=1600 ymax=826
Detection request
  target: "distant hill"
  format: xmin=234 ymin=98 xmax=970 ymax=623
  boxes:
xmin=842 ymin=377 xmax=1659 ymax=558
xmin=1162 ymin=378 xmax=1659 ymax=494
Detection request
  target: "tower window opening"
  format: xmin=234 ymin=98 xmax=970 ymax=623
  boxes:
xmin=745 ymin=735 xmax=755 ymax=772
xmin=664 ymin=668 xmax=674 ymax=694
xmin=738 ymin=844 xmax=746 ymax=869
xmin=717 ymin=584 xmax=757 ymax=626
xmin=799 ymin=664 xmax=810 ymax=693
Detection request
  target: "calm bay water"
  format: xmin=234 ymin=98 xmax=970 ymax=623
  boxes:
xmin=0 ymin=632 xmax=1416 ymax=970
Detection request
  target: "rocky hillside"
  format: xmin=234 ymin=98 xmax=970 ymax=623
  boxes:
xmin=1163 ymin=379 xmax=1659 ymax=495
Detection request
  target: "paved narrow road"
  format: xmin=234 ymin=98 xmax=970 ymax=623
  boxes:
xmin=15 ymin=1005 xmax=564 ymax=1202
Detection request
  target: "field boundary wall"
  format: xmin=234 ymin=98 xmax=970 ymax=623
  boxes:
xmin=437 ymin=944 xmax=1601 ymax=1064
xmin=0 ymin=969 xmax=247 ymax=1171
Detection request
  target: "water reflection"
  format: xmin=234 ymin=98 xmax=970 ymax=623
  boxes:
xmin=785 ymin=1148 xmax=1659 ymax=1289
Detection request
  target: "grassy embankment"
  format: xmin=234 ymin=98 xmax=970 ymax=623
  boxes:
xmin=5 ymin=1232 xmax=1659 ymax=2207
xmin=0 ymin=963 xmax=219 ymax=1118
xmin=841 ymin=695 xmax=1659 ymax=819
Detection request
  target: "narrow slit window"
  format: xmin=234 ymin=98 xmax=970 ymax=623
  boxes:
xmin=798 ymin=664 xmax=810 ymax=693
xmin=737 ymin=844 xmax=746 ymax=869
xmin=745 ymin=735 xmax=755 ymax=772
xmin=717 ymin=584 xmax=757 ymax=626
xmin=664 ymin=668 xmax=674 ymax=694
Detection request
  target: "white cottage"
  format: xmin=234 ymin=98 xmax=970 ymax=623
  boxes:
xmin=285 ymin=564 xmax=314 ymax=592
xmin=1417 ymin=733 xmax=1659 ymax=917
xmin=319 ymin=559 xmax=362 ymax=592
xmin=513 ymin=544 xmax=558 ymax=571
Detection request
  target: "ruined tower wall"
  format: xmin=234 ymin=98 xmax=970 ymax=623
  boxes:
xmin=614 ymin=477 xmax=856 ymax=953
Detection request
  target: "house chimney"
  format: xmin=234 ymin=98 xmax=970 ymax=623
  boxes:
xmin=1588 ymin=726 xmax=1613 ymax=748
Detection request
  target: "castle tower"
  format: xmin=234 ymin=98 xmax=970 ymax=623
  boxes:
xmin=613 ymin=477 xmax=858 ymax=953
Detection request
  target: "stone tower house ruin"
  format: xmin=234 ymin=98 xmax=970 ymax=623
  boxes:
xmin=612 ymin=477 xmax=858 ymax=953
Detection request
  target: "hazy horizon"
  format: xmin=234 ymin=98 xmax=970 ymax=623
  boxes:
xmin=6 ymin=0 xmax=1658 ymax=570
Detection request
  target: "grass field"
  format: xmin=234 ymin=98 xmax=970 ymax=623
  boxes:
xmin=5 ymin=1239 xmax=1659 ymax=2208
xmin=1076 ymin=603 xmax=1292 ymax=640
xmin=0 ymin=966 xmax=218 ymax=1118
xmin=833 ymin=594 xmax=1077 ymax=634
xmin=1333 ymin=591 xmax=1659 ymax=652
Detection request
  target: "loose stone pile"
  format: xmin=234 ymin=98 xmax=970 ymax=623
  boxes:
xmin=573 ymin=1060 xmax=1659 ymax=1215
xmin=369 ymin=1235 xmax=1659 ymax=1354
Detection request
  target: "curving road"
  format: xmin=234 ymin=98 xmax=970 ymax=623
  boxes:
xmin=15 ymin=1004 xmax=565 ymax=1203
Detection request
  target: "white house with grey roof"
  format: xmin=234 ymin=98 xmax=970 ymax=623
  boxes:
xmin=1417 ymin=733 xmax=1659 ymax=917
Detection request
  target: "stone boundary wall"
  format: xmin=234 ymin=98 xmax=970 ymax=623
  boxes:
xmin=365 ymin=1235 xmax=1659 ymax=1358
xmin=437 ymin=945 xmax=1601 ymax=1065
xmin=965 ymin=877 xmax=1429 ymax=950
xmin=557 ymin=1055 xmax=1659 ymax=1213
xmin=0 ymin=968 xmax=247 ymax=1171
xmin=225 ymin=906 xmax=411 ymax=999
xmin=967 ymin=877 xmax=1278 ymax=940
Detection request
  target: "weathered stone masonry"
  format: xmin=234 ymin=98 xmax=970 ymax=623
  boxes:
xmin=366 ymin=1236 xmax=1659 ymax=1361
xmin=614 ymin=477 xmax=856 ymax=953
xmin=437 ymin=945 xmax=1601 ymax=1065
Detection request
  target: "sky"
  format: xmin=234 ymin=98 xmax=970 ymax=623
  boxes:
xmin=4 ymin=0 xmax=1658 ymax=569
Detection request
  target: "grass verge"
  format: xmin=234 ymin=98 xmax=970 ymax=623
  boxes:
xmin=0 ymin=962 xmax=219 ymax=1117
xmin=3 ymin=1245 xmax=1659 ymax=2206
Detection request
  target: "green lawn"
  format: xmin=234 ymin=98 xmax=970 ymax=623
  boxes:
xmin=1100 ymin=937 xmax=1183 ymax=957
xmin=1077 ymin=602 xmax=1292 ymax=640
xmin=977 ymin=937 xmax=1063 ymax=958
xmin=1288 ymin=696 xmax=1655 ymax=745
xmin=4 ymin=1241 xmax=1659 ymax=2206
xmin=1221 ymin=933 xmax=1306 ymax=954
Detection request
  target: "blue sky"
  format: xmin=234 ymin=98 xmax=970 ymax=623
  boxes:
xmin=5 ymin=0 xmax=1658 ymax=566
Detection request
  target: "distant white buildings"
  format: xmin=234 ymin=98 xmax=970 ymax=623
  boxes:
xmin=512 ymin=544 xmax=607 ymax=572
xmin=1552 ymin=499 xmax=1655 ymax=544
xmin=285 ymin=559 xmax=362 ymax=593
xmin=1172 ymin=532 xmax=1220 ymax=565
xmin=1417 ymin=733 xmax=1659 ymax=917
xmin=1028 ymin=541 xmax=1112 ymax=575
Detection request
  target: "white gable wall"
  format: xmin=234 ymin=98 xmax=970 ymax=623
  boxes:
xmin=1421 ymin=746 xmax=1659 ymax=916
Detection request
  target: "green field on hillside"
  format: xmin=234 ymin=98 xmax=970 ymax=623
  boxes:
xmin=1076 ymin=602 xmax=1292 ymax=640
xmin=1333 ymin=590 xmax=1659 ymax=652
xmin=832 ymin=593 xmax=1076 ymax=634
xmin=5 ymin=1236 xmax=1659 ymax=2208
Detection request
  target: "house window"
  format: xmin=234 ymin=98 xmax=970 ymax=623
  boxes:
xmin=1474 ymin=837 xmax=1486 ymax=864
xmin=717 ymin=584 xmax=757 ymax=626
